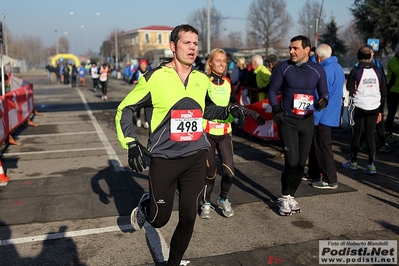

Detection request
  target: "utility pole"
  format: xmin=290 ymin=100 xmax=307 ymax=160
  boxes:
xmin=315 ymin=0 xmax=324 ymax=47
xmin=207 ymin=0 xmax=210 ymax=55
xmin=1 ymin=21 xmax=4 ymax=95
xmin=114 ymin=0 xmax=119 ymax=72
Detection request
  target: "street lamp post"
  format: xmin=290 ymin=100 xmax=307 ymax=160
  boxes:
xmin=1 ymin=14 xmax=8 ymax=57
xmin=114 ymin=0 xmax=119 ymax=71
xmin=69 ymin=11 xmax=100 ymax=55
xmin=55 ymin=30 xmax=68 ymax=55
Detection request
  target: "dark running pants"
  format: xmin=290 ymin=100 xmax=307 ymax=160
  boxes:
xmin=204 ymin=133 xmax=235 ymax=202
xmin=279 ymin=114 xmax=314 ymax=196
xmin=308 ymin=124 xmax=337 ymax=184
xmin=144 ymin=150 xmax=206 ymax=266
xmin=385 ymin=91 xmax=399 ymax=135
xmin=99 ymin=80 xmax=108 ymax=95
xmin=351 ymin=107 xmax=379 ymax=165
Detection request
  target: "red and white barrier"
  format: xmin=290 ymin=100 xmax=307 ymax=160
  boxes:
xmin=0 ymin=79 xmax=36 ymax=185
xmin=235 ymin=85 xmax=281 ymax=140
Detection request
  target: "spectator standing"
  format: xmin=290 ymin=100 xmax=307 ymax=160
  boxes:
xmin=385 ymin=44 xmax=399 ymax=142
xmin=123 ymin=62 xmax=133 ymax=85
xmin=251 ymin=54 xmax=271 ymax=101
xmin=60 ymin=64 xmax=65 ymax=84
xmin=358 ymin=45 xmax=392 ymax=153
xmin=115 ymin=24 xmax=245 ymax=266
xmin=131 ymin=59 xmax=150 ymax=128
xmin=265 ymin=54 xmax=284 ymax=159
xmin=71 ymin=65 xmax=78 ymax=88
xmin=269 ymin=35 xmax=329 ymax=216
xmin=308 ymin=44 xmax=344 ymax=189
xmin=49 ymin=65 xmax=57 ymax=84
xmin=236 ymin=57 xmax=248 ymax=86
xmin=63 ymin=64 xmax=70 ymax=85
xmin=342 ymin=45 xmax=387 ymax=175
xmin=265 ymin=54 xmax=281 ymax=73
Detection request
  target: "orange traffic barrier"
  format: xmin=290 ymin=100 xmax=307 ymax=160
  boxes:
xmin=0 ymin=160 xmax=10 ymax=186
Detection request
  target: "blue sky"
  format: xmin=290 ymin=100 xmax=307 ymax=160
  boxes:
xmin=1 ymin=0 xmax=353 ymax=56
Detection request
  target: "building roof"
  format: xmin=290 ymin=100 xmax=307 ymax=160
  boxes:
xmin=138 ymin=25 xmax=174 ymax=31
xmin=120 ymin=25 xmax=174 ymax=36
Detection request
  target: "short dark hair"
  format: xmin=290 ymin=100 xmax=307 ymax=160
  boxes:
xmin=170 ymin=24 xmax=198 ymax=46
xmin=357 ymin=46 xmax=372 ymax=60
xmin=290 ymin=35 xmax=312 ymax=49
xmin=266 ymin=54 xmax=280 ymax=65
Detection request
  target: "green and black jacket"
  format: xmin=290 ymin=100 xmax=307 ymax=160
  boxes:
xmin=115 ymin=65 xmax=230 ymax=159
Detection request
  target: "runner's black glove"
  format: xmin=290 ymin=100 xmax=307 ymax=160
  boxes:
xmin=228 ymin=104 xmax=246 ymax=129
xmin=244 ymin=108 xmax=265 ymax=125
xmin=272 ymin=105 xmax=284 ymax=125
xmin=128 ymin=141 xmax=152 ymax=172
xmin=314 ymin=97 xmax=328 ymax=111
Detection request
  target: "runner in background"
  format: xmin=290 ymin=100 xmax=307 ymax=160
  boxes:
xmin=269 ymin=35 xmax=329 ymax=216
xmin=77 ymin=63 xmax=87 ymax=87
xmin=200 ymin=48 xmax=265 ymax=219
xmin=90 ymin=62 xmax=100 ymax=92
xmin=99 ymin=63 xmax=110 ymax=100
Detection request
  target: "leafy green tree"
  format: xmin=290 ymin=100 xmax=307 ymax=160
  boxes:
xmin=350 ymin=0 xmax=399 ymax=54
xmin=319 ymin=18 xmax=347 ymax=57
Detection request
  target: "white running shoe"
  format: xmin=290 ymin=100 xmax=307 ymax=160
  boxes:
xmin=277 ymin=196 xmax=291 ymax=216
xmin=217 ymin=196 xmax=234 ymax=217
xmin=143 ymin=122 xmax=149 ymax=129
xmin=131 ymin=193 xmax=149 ymax=230
xmin=136 ymin=119 xmax=142 ymax=128
xmin=199 ymin=202 xmax=214 ymax=219
xmin=312 ymin=181 xmax=338 ymax=190
xmin=288 ymin=196 xmax=301 ymax=213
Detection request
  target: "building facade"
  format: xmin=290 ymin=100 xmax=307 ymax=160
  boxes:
xmin=119 ymin=25 xmax=174 ymax=65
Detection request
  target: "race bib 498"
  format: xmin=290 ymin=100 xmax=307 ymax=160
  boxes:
xmin=170 ymin=109 xmax=203 ymax=142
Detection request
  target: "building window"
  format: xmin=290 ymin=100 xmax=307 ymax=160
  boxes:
xmin=145 ymin=33 xmax=150 ymax=44
xmin=158 ymin=34 xmax=162 ymax=44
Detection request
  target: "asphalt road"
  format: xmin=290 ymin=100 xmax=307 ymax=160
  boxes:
xmin=0 ymin=74 xmax=398 ymax=266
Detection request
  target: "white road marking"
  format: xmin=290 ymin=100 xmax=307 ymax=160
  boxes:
xmin=76 ymin=88 xmax=125 ymax=172
xmin=144 ymin=222 xmax=170 ymax=263
xmin=0 ymin=224 xmax=131 ymax=246
xmin=2 ymin=147 xmax=106 ymax=156
xmin=16 ymin=131 xmax=97 ymax=138
xmin=1 ymin=223 xmax=170 ymax=264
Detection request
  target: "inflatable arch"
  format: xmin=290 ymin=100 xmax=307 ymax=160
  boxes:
xmin=51 ymin=54 xmax=81 ymax=67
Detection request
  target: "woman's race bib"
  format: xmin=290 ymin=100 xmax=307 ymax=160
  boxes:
xmin=170 ymin=109 xmax=203 ymax=142
xmin=292 ymin=94 xmax=314 ymax=116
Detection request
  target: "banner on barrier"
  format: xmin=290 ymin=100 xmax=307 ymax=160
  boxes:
xmin=0 ymin=95 xmax=8 ymax=144
xmin=235 ymin=86 xmax=280 ymax=140
xmin=6 ymin=84 xmax=34 ymax=133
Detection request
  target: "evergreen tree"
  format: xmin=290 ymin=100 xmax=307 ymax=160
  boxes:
xmin=319 ymin=18 xmax=347 ymax=57
xmin=350 ymin=0 xmax=399 ymax=54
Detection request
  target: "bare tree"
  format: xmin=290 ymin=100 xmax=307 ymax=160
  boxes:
xmin=227 ymin=32 xmax=243 ymax=49
xmin=298 ymin=0 xmax=326 ymax=46
xmin=58 ymin=36 xmax=70 ymax=54
xmin=339 ymin=23 xmax=364 ymax=67
xmin=187 ymin=6 xmax=223 ymax=54
xmin=22 ymin=35 xmax=45 ymax=67
xmin=105 ymin=29 xmax=122 ymax=63
xmin=246 ymin=0 xmax=292 ymax=55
